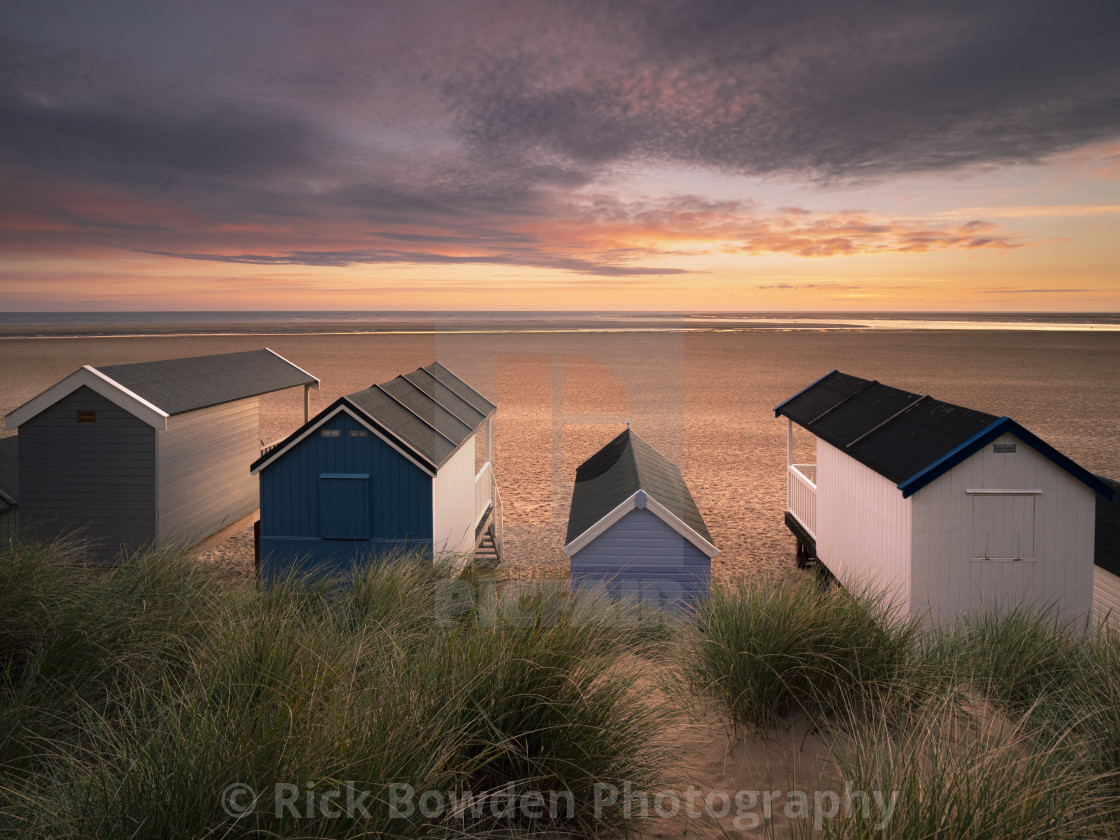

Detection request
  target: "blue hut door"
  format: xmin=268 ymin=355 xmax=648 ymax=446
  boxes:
xmin=318 ymin=474 xmax=370 ymax=539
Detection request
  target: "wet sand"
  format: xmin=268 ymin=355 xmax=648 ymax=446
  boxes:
xmin=2 ymin=329 xmax=1119 ymax=580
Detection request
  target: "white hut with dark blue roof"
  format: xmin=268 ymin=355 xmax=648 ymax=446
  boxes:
xmin=4 ymin=349 xmax=319 ymax=561
xmin=251 ymin=362 xmax=500 ymax=579
xmin=776 ymin=370 xmax=1115 ymax=625
xmin=564 ymin=429 xmax=717 ymax=606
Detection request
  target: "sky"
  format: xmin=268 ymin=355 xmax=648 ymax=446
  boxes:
xmin=1 ymin=0 xmax=1118 ymax=312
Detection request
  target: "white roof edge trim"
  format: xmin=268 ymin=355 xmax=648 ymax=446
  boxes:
xmin=563 ymin=490 xmax=719 ymax=558
xmin=264 ymin=347 xmax=321 ymax=389
xmin=252 ymin=403 xmax=436 ymax=477
xmin=644 ymin=495 xmax=720 ymax=557
xmin=5 ymin=366 xmax=169 ymax=431
xmin=563 ymin=493 xmax=639 ymax=555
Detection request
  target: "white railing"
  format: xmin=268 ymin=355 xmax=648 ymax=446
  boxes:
xmin=260 ymin=439 xmax=285 ymax=458
xmin=473 ymin=460 xmax=503 ymax=560
xmin=788 ymin=464 xmax=817 ymax=536
xmin=493 ymin=479 xmax=504 ymax=559
xmin=474 ymin=461 xmax=493 ymax=526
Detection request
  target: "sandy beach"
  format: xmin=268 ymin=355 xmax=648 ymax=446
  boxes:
xmin=3 ymin=325 xmax=1119 ymax=580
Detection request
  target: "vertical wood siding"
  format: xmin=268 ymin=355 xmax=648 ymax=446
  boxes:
xmin=431 ymin=436 xmax=476 ymax=567
xmin=816 ymin=439 xmax=912 ymax=613
xmin=18 ymin=386 xmax=156 ymax=561
xmin=0 ymin=507 xmax=18 ymax=542
xmin=1093 ymin=566 xmax=1120 ymax=631
xmin=570 ymin=508 xmax=710 ymax=605
xmin=156 ymin=399 xmax=260 ymax=545
xmin=318 ymin=476 xmax=370 ymax=539
xmin=910 ymin=432 xmax=1095 ymax=625
xmin=259 ymin=412 xmax=432 ymax=579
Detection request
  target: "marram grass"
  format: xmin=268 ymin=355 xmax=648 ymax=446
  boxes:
xmin=685 ymin=582 xmax=1120 ymax=837
xmin=7 ymin=537 xmax=1120 ymax=839
xmin=681 ymin=577 xmax=925 ymax=729
xmin=792 ymin=692 xmax=1120 ymax=840
xmin=0 ymin=538 xmax=672 ymax=839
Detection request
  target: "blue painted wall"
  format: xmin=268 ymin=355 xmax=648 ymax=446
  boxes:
xmin=570 ymin=507 xmax=711 ymax=606
xmin=259 ymin=411 xmax=433 ymax=581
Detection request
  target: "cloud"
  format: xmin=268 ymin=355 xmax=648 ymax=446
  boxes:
xmin=0 ymin=0 xmax=1110 ymax=283
xmin=138 ymin=247 xmax=694 ymax=276
xmin=0 ymin=88 xmax=328 ymax=186
xmin=449 ymin=0 xmax=1120 ymax=179
xmin=546 ymin=196 xmax=1024 ymax=257
xmin=936 ymin=204 xmax=1120 ymax=219
xmin=976 ymin=287 xmax=1096 ymax=294
xmin=755 ymin=283 xmax=865 ymax=290
xmin=126 ymin=198 xmax=1022 ymax=275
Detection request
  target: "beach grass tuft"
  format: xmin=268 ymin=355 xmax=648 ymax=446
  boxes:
xmin=795 ymin=691 xmax=1120 ymax=840
xmin=0 ymin=538 xmax=671 ymax=838
xmin=681 ymin=577 xmax=923 ymax=729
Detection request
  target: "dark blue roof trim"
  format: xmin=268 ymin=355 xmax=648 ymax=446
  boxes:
xmin=773 ymin=369 xmax=839 ymax=417
xmin=897 ymin=417 xmax=1115 ymax=500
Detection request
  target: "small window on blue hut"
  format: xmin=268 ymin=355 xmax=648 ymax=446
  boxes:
xmin=349 ymin=429 xmax=369 ymax=438
xmin=994 ymin=442 xmax=1016 ymax=454
xmin=77 ymin=410 xmax=96 ymax=424
xmin=320 ymin=429 xmax=341 ymax=438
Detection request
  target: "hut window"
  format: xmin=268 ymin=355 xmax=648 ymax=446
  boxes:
xmin=349 ymin=429 xmax=369 ymax=438
xmin=970 ymin=494 xmax=1036 ymax=561
xmin=320 ymin=429 xmax=341 ymax=438
xmin=77 ymin=410 xmax=96 ymax=424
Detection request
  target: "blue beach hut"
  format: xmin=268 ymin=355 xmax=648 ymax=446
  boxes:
xmin=251 ymin=362 xmax=500 ymax=580
xmin=564 ymin=429 xmax=717 ymax=606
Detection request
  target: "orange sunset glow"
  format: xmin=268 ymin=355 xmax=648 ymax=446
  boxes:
xmin=1 ymin=2 xmax=1118 ymax=312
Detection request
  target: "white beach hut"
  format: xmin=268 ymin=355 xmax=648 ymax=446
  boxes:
xmin=4 ymin=349 xmax=319 ymax=562
xmin=775 ymin=371 xmax=1115 ymax=625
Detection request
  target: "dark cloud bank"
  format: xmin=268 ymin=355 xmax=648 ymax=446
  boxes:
xmin=0 ymin=0 xmax=1117 ymax=273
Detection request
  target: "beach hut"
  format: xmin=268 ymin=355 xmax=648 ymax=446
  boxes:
xmin=564 ymin=428 xmax=718 ymax=606
xmin=775 ymin=370 xmax=1115 ymax=625
xmin=250 ymin=361 xmax=500 ymax=579
xmin=4 ymin=349 xmax=319 ymax=562
xmin=1093 ymin=476 xmax=1120 ymax=630
xmin=0 ymin=436 xmax=17 ymax=541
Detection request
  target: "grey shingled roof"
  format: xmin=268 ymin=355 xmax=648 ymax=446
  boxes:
xmin=775 ymin=371 xmax=999 ymax=484
xmin=343 ymin=362 xmax=494 ymax=469
xmin=0 ymin=435 xmax=18 ymax=510
xmin=565 ymin=429 xmax=713 ymax=546
xmin=96 ymin=349 xmax=317 ymax=416
xmin=425 ymin=362 xmax=496 ymax=416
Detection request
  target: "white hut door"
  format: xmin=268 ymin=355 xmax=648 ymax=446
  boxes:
xmin=968 ymin=493 xmax=1037 ymax=614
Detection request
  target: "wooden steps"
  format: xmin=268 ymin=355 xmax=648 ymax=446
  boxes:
xmin=474 ymin=528 xmax=499 ymax=567
xmin=472 ymin=503 xmax=500 ymax=567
